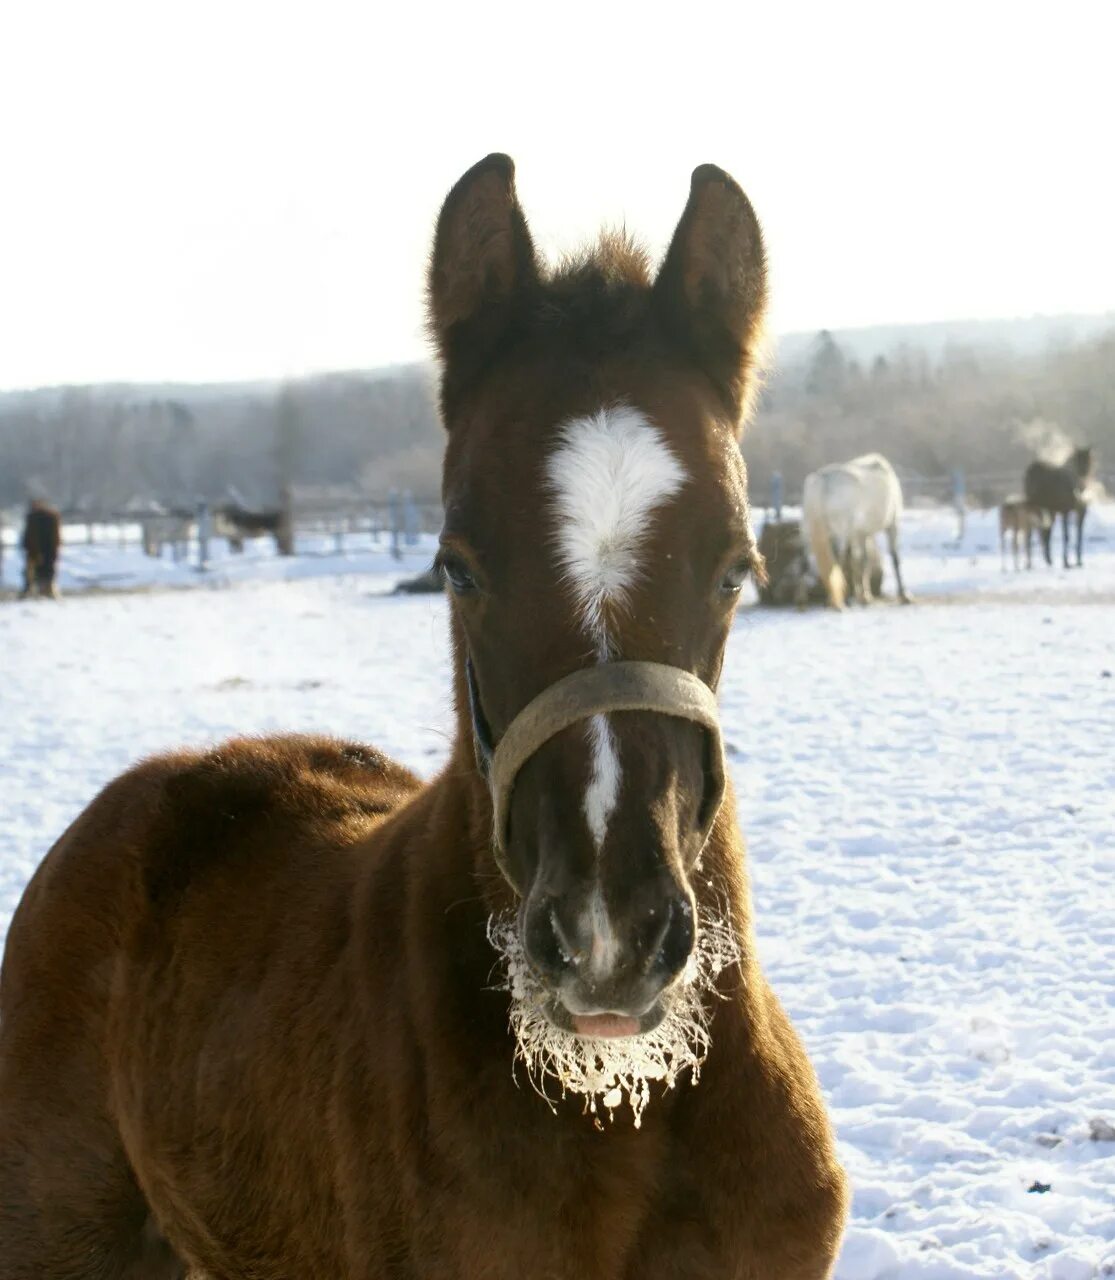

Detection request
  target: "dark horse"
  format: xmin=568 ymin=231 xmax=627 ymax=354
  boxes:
xmin=0 ymin=157 xmax=847 ymax=1278
xmin=214 ymin=501 xmax=293 ymax=555
xmin=1024 ymin=446 xmax=1094 ymax=569
xmin=19 ymin=500 xmax=62 ymax=599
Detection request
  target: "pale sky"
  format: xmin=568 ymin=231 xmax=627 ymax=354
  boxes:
xmin=2 ymin=0 xmax=1112 ymax=391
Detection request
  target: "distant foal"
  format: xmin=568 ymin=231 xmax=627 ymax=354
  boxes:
xmin=998 ymin=498 xmax=1045 ymax=571
xmin=0 ymin=157 xmax=847 ymax=1278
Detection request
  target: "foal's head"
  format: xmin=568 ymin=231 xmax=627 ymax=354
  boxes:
xmin=429 ymin=155 xmax=766 ymax=1043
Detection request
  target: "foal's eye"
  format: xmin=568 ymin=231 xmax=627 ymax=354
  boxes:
xmin=719 ymin=559 xmax=752 ymax=595
xmin=438 ymin=553 xmax=478 ymax=595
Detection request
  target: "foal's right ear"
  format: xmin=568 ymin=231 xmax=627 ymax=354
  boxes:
xmin=427 ymin=154 xmax=539 ymax=400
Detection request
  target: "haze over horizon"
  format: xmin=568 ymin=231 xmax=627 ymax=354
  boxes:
xmin=2 ymin=0 xmax=1111 ymax=392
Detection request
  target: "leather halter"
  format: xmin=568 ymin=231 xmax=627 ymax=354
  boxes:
xmin=468 ymin=659 xmax=726 ymax=895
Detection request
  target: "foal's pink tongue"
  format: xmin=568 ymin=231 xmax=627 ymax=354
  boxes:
xmin=572 ymin=1013 xmax=640 ymax=1039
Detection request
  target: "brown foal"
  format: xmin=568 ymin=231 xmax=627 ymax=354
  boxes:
xmin=0 ymin=156 xmax=847 ymax=1278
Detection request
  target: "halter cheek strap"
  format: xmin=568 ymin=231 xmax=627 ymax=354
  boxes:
xmin=481 ymin=660 xmax=726 ymax=895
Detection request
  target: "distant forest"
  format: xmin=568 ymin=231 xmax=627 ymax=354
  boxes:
xmin=1 ymin=318 xmax=1112 ymax=515
xmin=0 ymin=366 xmax=444 ymax=514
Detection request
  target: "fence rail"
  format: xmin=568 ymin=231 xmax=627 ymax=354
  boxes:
xmin=749 ymin=468 xmax=1115 ymax=515
xmin=0 ymin=495 xmax=446 ymax=573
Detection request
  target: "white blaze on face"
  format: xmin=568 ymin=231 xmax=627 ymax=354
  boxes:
xmin=545 ymin=405 xmax=687 ymax=655
xmin=584 ymin=880 xmax=619 ymax=977
xmin=582 ymin=714 xmax=620 ymax=851
xmin=545 ymin=403 xmax=688 ymax=884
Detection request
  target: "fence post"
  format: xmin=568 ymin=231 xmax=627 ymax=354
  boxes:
xmin=404 ymin=491 xmax=419 ymax=546
xmin=952 ymin=468 xmax=966 ymax=542
xmin=771 ymin=471 xmax=784 ymax=522
xmin=196 ymin=501 xmax=210 ymax=571
xmin=276 ymin=488 xmax=295 ymax=556
xmin=389 ymin=490 xmax=402 ymax=561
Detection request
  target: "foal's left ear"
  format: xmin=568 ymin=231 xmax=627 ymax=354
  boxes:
xmin=427 ymin=154 xmax=539 ymax=409
xmin=654 ymin=165 xmax=767 ymax=430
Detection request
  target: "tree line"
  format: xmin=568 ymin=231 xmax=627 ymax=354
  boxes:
xmin=745 ymin=328 xmax=1114 ymax=504
xmin=0 ymin=366 xmax=444 ymax=515
xmin=1 ymin=325 xmax=1112 ymax=516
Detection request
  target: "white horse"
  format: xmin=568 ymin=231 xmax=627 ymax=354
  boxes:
xmin=802 ymin=452 xmax=911 ymax=609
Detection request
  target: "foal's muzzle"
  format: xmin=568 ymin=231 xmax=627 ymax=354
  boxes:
xmin=524 ymin=879 xmax=698 ymax=1029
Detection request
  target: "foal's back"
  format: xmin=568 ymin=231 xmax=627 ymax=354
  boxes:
xmin=0 ymin=735 xmax=419 ymax=1279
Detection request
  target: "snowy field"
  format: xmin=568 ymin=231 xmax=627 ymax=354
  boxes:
xmin=1 ymin=507 xmax=1113 ymax=1278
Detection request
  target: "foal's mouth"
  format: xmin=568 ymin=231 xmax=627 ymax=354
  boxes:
xmin=571 ymin=1012 xmax=641 ymax=1039
xmin=543 ymin=992 xmax=675 ymax=1040
xmin=486 ymin=907 xmax=739 ymax=1125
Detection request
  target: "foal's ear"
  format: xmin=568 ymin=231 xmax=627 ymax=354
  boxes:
xmin=654 ymin=165 xmax=767 ymax=429
xmin=427 ymin=154 xmax=539 ymax=404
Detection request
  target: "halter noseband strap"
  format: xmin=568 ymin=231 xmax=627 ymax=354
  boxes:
xmin=481 ymin=660 xmax=726 ymax=894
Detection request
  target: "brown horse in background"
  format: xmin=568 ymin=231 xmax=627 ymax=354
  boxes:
xmin=19 ymin=500 xmax=62 ymax=599
xmin=213 ymin=497 xmax=294 ymax=556
xmin=0 ymin=157 xmax=847 ymax=1278
xmin=1023 ymin=446 xmax=1094 ymax=569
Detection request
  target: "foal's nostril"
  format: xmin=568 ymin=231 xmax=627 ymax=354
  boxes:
xmin=640 ymin=904 xmax=673 ymax=973
xmin=524 ymin=902 xmax=578 ymax=979
xmin=652 ymin=897 xmax=696 ymax=978
xmin=549 ymin=907 xmax=580 ymax=971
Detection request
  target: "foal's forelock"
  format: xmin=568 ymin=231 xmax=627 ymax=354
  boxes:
xmin=545 ymin=404 xmax=688 ymax=859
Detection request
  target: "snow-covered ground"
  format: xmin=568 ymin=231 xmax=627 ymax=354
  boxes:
xmin=1 ymin=507 xmax=1113 ymax=1278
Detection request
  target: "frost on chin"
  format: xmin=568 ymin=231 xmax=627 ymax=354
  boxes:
xmin=486 ymin=906 xmax=740 ymax=1129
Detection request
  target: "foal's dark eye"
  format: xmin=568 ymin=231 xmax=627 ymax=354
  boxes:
xmin=438 ymin=553 xmax=478 ymax=595
xmin=719 ymin=559 xmax=752 ymax=595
